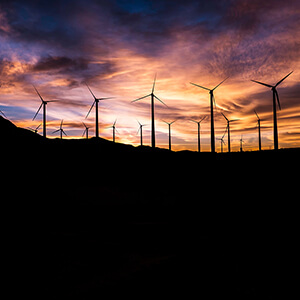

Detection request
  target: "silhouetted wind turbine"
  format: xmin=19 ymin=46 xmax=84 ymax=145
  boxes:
xmin=0 ymin=110 xmax=7 ymax=118
xmin=217 ymin=132 xmax=226 ymax=153
xmin=137 ymin=120 xmax=147 ymax=146
xmin=190 ymin=116 xmax=206 ymax=152
xmin=107 ymin=119 xmax=118 ymax=142
xmin=131 ymin=75 xmax=167 ymax=148
xmin=85 ymin=83 xmax=113 ymax=138
xmin=190 ymin=77 xmax=228 ymax=153
xmin=221 ymin=112 xmax=239 ymax=153
xmin=32 ymin=85 xmax=57 ymax=138
xmin=82 ymin=122 xmax=91 ymax=139
xmin=254 ymin=110 xmax=262 ymax=151
xmin=251 ymin=71 xmax=293 ymax=150
xmin=28 ymin=123 xmax=41 ymax=134
xmin=163 ymin=120 xmax=176 ymax=151
xmin=53 ymin=120 xmax=67 ymax=139
xmin=240 ymin=135 xmax=245 ymax=152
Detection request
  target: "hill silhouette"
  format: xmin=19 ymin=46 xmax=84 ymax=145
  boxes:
xmin=1 ymin=116 xmax=298 ymax=299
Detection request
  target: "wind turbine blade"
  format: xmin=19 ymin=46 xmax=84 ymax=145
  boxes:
xmin=275 ymin=89 xmax=281 ymax=110
xmin=251 ymin=80 xmax=272 ymax=88
xmin=223 ymin=126 xmax=228 ymax=138
xmin=212 ymin=77 xmax=229 ymax=91
xmin=152 ymin=73 xmax=157 ymax=94
xmin=32 ymin=85 xmax=45 ymax=102
xmin=154 ymin=95 xmax=168 ymax=107
xmin=275 ymin=71 xmax=293 ymax=87
xmin=82 ymin=129 xmax=86 ymax=137
xmin=62 ymin=130 xmax=67 ymax=136
xmin=0 ymin=110 xmax=7 ymax=118
xmin=85 ymin=82 xmax=97 ymax=100
xmin=52 ymin=129 xmax=60 ymax=133
xmin=36 ymin=124 xmax=41 ymax=130
xmin=32 ymin=103 xmax=43 ymax=121
xmin=254 ymin=110 xmax=260 ymax=120
xmin=190 ymin=82 xmax=210 ymax=91
xmin=212 ymin=94 xmax=217 ymax=110
xmin=99 ymin=97 xmax=114 ymax=101
xmin=113 ymin=119 xmax=117 ymax=126
xmin=85 ymin=100 xmax=95 ymax=118
xmin=221 ymin=112 xmax=228 ymax=121
xmin=200 ymin=115 xmax=206 ymax=122
xmin=131 ymin=94 xmax=151 ymax=103
xmin=230 ymin=119 xmax=240 ymax=122
xmin=60 ymin=119 xmax=63 ymax=128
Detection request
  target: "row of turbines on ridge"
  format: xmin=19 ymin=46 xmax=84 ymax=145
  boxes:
xmin=0 ymin=71 xmax=293 ymax=152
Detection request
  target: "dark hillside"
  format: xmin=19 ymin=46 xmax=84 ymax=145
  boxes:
xmin=1 ymin=116 xmax=298 ymax=299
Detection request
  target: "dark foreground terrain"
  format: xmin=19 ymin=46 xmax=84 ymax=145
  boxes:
xmin=1 ymin=116 xmax=298 ymax=299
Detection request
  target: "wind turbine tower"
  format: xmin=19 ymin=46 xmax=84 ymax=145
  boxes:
xmin=217 ymin=132 xmax=226 ymax=153
xmin=190 ymin=116 xmax=206 ymax=152
xmin=163 ymin=120 xmax=176 ymax=151
xmin=108 ymin=119 xmax=118 ymax=143
xmin=82 ymin=122 xmax=91 ymax=139
xmin=254 ymin=110 xmax=261 ymax=151
xmin=137 ymin=120 xmax=146 ymax=146
xmin=240 ymin=136 xmax=244 ymax=152
xmin=53 ymin=120 xmax=67 ymax=139
xmin=32 ymin=85 xmax=57 ymax=138
xmin=251 ymin=71 xmax=293 ymax=150
xmin=132 ymin=75 xmax=167 ymax=148
xmin=85 ymin=83 xmax=113 ymax=138
xmin=190 ymin=77 xmax=228 ymax=153
xmin=221 ymin=112 xmax=239 ymax=153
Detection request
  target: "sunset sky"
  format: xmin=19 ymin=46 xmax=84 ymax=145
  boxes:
xmin=1 ymin=0 xmax=299 ymax=151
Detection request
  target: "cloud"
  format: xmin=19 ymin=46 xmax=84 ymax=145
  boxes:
xmin=31 ymin=55 xmax=88 ymax=72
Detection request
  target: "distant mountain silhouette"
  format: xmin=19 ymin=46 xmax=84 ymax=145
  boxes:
xmin=1 ymin=115 xmax=298 ymax=299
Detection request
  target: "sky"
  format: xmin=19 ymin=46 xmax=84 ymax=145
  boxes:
xmin=0 ymin=0 xmax=299 ymax=151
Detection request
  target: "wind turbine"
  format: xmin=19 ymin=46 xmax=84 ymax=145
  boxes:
xmin=85 ymin=83 xmax=113 ymax=138
xmin=190 ymin=77 xmax=228 ymax=153
xmin=251 ymin=71 xmax=293 ymax=150
xmin=0 ymin=110 xmax=7 ymax=118
xmin=28 ymin=123 xmax=41 ymax=134
xmin=240 ymin=135 xmax=245 ymax=152
xmin=162 ymin=120 xmax=176 ymax=151
xmin=190 ymin=116 xmax=206 ymax=152
xmin=131 ymin=75 xmax=167 ymax=148
xmin=221 ymin=112 xmax=239 ymax=153
xmin=82 ymin=122 xmax=91 ymax=139
xmin=53 ymin=120 xmax=67 ymax=139
xmin=107 ymin=119 xmax=118 ymax=143
xmin=217 ymin=130 xmax=226 ymax=153
xmin=254 ymin=110 xmax=262 ymax=151
xmin=32 ymin=85 xmax=57 ymax=138
xmin=137 ymin=120 xmax=147 ymax=146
